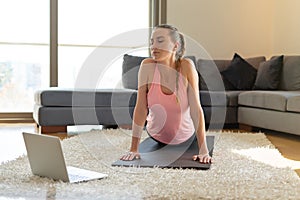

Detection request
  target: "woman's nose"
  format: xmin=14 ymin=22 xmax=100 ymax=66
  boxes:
xmin=150 ymin=42 xmax=157 ymax=50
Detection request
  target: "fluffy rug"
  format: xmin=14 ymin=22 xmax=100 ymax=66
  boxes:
xmin=0 ymin=129 xmax=299 ymax=199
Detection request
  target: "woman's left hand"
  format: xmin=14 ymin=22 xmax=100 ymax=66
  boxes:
xmin=192 ymin=154 xmax=212 ymax=164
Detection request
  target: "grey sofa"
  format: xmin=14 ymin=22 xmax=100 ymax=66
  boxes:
xmin=198 ymin=54 xmax=300 ymax=136
xmin=196 ymin=55 xmax=266 ymax=129
xmin=238 ymin=56 xmax=300 ymax=136
xmin=34 ymin=88 xmax=137 ymax=133
xmin=33 ymin=54 xmax=300 ymax=136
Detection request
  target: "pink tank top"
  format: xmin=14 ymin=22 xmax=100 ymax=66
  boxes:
xmin=146 ymin=64 xmax=195 ymax=144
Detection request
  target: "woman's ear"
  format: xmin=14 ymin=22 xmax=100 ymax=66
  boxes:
xmin=173 ymin=42 xmax=180 ymax=51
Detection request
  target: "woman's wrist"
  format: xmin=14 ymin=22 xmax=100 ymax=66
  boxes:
xmin=132 ymin=123 xmax=144 ymax=138
xmin=129 ymin=146 xmax=138 ymax=152
xmin=198 ymin=145 xmax=209 ymax=156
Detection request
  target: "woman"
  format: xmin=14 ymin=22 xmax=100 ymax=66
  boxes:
xmin=120 ymin=24 xmax=212 ymax=164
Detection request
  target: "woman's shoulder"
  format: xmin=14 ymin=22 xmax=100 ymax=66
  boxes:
xmin=181 ymin=57 xmax=195 ymax=67
xmin=139 ymin=58 xmax=156 ymax=76
xmin=180 ymin=57 xmax=197 ymax=74
xmin=141 ymin=57 xmax=156 ymax=65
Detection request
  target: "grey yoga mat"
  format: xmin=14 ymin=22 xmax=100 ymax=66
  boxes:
xmin=112 ymin=135 xmax=214 ymax=169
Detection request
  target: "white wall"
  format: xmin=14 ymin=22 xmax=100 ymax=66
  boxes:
xmin=167 ymin=0 xmax=300 ymax=59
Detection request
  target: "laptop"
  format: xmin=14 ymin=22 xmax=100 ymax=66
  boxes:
xmin=22 ymin=132 xmax=107 ymax=183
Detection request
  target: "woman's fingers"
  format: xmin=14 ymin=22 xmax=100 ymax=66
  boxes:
xmin=192 ymin=154 xmax=212 ymax=163
xmin=120 ymin=152 xmax=141 ymax=161
xmin=192 ymin=155 xmax=198 ymax=161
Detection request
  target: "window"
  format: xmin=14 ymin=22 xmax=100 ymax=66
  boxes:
xmin=58 ymin=0 xmax=149 ymax=88
xmin=0 ymin=0 xmax=49 ymax=112
xmin=0 ymin=0 xmax=164 ymax=120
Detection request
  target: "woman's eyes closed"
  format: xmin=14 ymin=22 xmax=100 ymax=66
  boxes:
xmin=150 ymin=39 xmax=164 ymax=45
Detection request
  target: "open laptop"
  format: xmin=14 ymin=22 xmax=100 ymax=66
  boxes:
xmin=22 ymin=132 xmax=107 ymax=183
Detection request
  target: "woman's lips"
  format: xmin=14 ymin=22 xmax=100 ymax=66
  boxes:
xmin=152 ymin=51 xmax=160 ymax=56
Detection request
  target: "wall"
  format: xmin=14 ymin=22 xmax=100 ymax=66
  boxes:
xmin=273 ymin=0 xmax=300 ymax=55
xmin=167 ymin=0 xmax=273 ymax=59
xmin=167 ymin=0 xmax=300 ymax=59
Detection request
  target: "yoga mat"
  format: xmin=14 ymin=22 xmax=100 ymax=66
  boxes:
xmin=112 ymin=135 xmax=214 ymax=169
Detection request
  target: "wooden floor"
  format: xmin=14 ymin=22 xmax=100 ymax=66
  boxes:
xmin=265 ymin=130 xmax=300 ymax=176
xmin=0 ymin=123 xmax=299 ymax=177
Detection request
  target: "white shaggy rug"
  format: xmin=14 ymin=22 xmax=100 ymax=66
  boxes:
xmin=0 ymin=129 xmax=299 ymax=199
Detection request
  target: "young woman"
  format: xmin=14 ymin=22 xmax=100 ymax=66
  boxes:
xmin=120 ymin=24 xmax=212 ymax=164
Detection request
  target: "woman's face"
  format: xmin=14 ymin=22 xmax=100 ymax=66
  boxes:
xmin=150 ymin=28 xmax=177 ymax=61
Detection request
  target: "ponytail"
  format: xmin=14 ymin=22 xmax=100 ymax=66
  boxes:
xmin=175 ymin=33 xmax=185 ymax=61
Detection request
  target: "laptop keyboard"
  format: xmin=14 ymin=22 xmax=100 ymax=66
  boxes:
xmin=68 ymin=173 xmax=90 ymax=182
xmin=66 ymin=166 xmax=107 ymax=182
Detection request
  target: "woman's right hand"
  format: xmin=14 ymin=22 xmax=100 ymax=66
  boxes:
xmin=120 ymin=151 xmax=141 ymax=161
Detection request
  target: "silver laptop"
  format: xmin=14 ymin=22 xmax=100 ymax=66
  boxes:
xmin=22 ymin=132 xmax=107 ymax=183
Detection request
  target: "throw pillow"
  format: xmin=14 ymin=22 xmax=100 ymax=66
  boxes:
xmin=122 ymin=54 xmax=147 ymax=90
xmin=221 ymin=53 xmax=257 ymax=90
xmin=253 ymin=55 xmax=284 ymax=90
xmin=278 ymin=56 xmax=300 ymax=90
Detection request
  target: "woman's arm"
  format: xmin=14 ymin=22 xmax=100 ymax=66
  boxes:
xmin=120 ymin=59 xmax=154 ymax=161
xmin=184 ymin=59 xmax=212 ymax=163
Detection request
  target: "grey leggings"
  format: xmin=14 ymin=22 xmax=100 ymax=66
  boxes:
xmin=146 ymin=130 xmax=196 ymax=146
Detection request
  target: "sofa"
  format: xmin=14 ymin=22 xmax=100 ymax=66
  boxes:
xmin=197 ymin=54 xmax=300 ymax=136
xmin=33 ymin=88 xmax=137 ymax=133
xmin=33 ymin=54 xmax=300 ymax=136
xmin=238 ymin=56 xmax=300 ymax=135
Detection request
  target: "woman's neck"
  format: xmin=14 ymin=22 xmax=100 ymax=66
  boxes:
xmin=156 ymin=56 xmax=176 ymax=69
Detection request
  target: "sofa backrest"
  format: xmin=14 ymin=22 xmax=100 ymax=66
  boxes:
xmin=279 ymin=56 xmax=300 ymax=91
xmin=122 ymin=54 xmax=196 ymax=90
xmin=122 ymin=54 xmax=300 ymax=91
xmin=197 ymin=56 xmax=266 ymax=91
xmin=197 ymin=56 xmax=265 ymax=72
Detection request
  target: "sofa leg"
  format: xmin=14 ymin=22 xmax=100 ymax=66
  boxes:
xmin=38 ymin=125 xmax=67 ymax=134
xmin=239 ymin=124 xmax=253 ymax=132
xmin=35 ymin=123 xmax=40 ymax=133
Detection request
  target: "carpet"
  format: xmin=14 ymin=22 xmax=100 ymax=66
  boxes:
xmin=0 ymin=129 xmax=299 ymax=199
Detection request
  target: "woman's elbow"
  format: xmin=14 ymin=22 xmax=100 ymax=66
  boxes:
xmin=133 ymin=104 xmax=148 ymax=119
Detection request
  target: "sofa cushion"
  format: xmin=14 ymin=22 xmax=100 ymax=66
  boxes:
xmin=34 ymin=105 xmax=135 ymax=126
xmin=241 ymin=56 xmax=267 ymax=70
xmin=200 ymin=91 xmax=242 ymax=107
xmin=221 ymin=53 xmax=257 ymax=90
xmin=35 ymin=88 xmax=137 ymax=107
xmin=197 ymin=59 xmax=227 ymax=91
xmin=279 ymin=56 xmax=300 ymax=90
xmin=122 ymin=54 xmax=147 ymax=90
xmin=238 ymin=91 xmax=300 ymax=112
xmin=198 ymin=55 xmax=265 ymax=91
xmin=286 ymin=93 xmax=300 ymax=112
xmin=253 ymin=55 xmax=284 ymax=90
